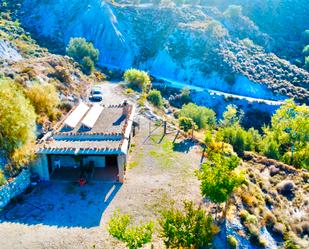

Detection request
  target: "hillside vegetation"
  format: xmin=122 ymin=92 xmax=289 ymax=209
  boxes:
xmin=15 ymin=0 xmax=309 ymax=104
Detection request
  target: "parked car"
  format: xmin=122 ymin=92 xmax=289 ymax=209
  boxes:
xmin=90 ymin=86 xmax=103 ymax=102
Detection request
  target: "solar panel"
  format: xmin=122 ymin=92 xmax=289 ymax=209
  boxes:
xmin=81 ymin=103 xmax=104 ymax=129
xmin=64 ymin=102 xmax=89 ymax=128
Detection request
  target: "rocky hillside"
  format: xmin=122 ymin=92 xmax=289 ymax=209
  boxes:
xmin=0 ymin=9 xmax=92 ymax=103
xmin=15 ymin=0 xmax=309 ymax=105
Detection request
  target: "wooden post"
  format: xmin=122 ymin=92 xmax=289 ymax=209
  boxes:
xmin=163 ymin=121 xmax=167 ymax=135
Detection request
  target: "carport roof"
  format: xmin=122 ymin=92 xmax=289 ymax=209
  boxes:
xmin=39 ymin=139 xmax=123 ymax=155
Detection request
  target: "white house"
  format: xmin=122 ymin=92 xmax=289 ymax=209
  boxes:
xmin=32 ymin=101 xmax=136 ymax=182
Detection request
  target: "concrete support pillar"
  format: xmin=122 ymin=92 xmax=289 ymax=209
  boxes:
xmin=30 ymin=154 xmax=50 ymax=181
xmin=117 ymin=154 xmax=126 ymax=183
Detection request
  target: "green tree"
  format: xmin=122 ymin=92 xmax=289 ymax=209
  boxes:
xmin=81 ymin=56 xmax=95 ymax=74
xmin=108 ymin=210 xmax=154 ymax=249
xmin=66 ymin=37 xmax=99 ymax=75
xmin=147 ymin=89 xmax=163 ymax=107
xmin=220 ymin=105 xmax=242 ymax=127
xmin=179 ymin=117 xmax=196 ymax=133
xmin=0 ymin=79 xmax=36 ymax=170
xmin=180 ymin=87 xmax=191 ymax=105
xmin=159 ymin=201 xmax=216 ymax=249
xmin=198 ymin=153 xmax=244 ymax=217
xmin=123 ymin=69 xmax=151 ymax=92
xmin=262 ymin=99 xmax=309 ymax=167
xmin=179 ymin=103 xmax=216 ymax=130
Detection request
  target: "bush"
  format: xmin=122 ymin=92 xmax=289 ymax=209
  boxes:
xmin=66 ymin=37 xmax=99 ymax=75
xmin=0 ymin=170 xmax=6 ymax=186
xmin=124 ymin=69 xmax=151 ymax=92
xmin=276 ymin=180 xmax=295 ymax=197
xmin=179 ymin=117 xmax=196 ymax=132
xmin=81 ymin=56 xmax=95 ymax=74
xmin=305 ymin=56 xmax=309 ymax=70
xmin=227 ymin=235 xmax=238 ymax=249
xmin=147 ymin=89 xmax=163 ymax=107
xmin=217 ymin=125 xmax=261 ymax=156
xmin=180 ymin=87 xmax=191 ymax=104
xmin=0 ymin=79 xmax=36 ymax=157
xmin=25 ymin=83 xmax=60 ymax=121
xmin=159 ymin=201 xmax=216 ymax=249
xmin=302 ymin=45 xmax=309 ymax=56
xmin=108 ymin=210 xmax=154 ymax=249
xmin=179 ymin=103 xmax=216 ymax=129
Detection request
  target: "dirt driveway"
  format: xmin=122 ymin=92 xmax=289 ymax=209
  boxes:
xmin=0 ymin=82 xmax=203 ymax=249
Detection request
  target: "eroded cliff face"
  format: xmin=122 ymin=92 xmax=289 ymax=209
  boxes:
xmin=20 ymin=0 xmax=309 ymax=104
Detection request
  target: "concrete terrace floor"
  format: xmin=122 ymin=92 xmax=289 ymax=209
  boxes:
xmin=0 ymin=82 xmax=203 ymax=249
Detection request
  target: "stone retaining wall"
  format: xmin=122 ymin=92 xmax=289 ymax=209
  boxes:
xmin=0 ymin=169 xmax=30 ymax=208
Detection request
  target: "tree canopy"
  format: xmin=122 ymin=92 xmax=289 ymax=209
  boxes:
xmin=25 ymin=82 xmax=60 ymax=121
xmin=108 ymin=210 xmax=154 ymax=249
xmin=179 ymin=103 xmax=216 ymax=130
xmin=66 ymin=37 xmax=99 ymax=74
xmin=198 ymin=153 xmax=243 ymax=204
xmin=159 ymin=201 xmax=216 ymax=249
xmin=124 ymin=69 xmax=151 ymax=92
xmin=0 ymin=79 xmax=36 ymax=164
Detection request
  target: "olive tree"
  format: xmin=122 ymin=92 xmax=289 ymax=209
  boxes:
xmin=108 ymin=210 xmax=154 ymax=249
xmin=159 ymin=201 xmax=216 ymax=249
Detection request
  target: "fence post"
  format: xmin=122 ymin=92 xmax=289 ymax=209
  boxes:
xmin=163 ymin=121 xmax=167 ymax=135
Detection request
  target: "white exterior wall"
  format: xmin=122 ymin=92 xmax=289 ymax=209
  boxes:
xmin=117 ymin=154 xmax=126 ymax=183
xmin=31 ymin=155 xmax=50 ymax=180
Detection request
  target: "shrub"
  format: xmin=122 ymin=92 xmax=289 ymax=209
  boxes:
xmin=108 ymin=210 xmax=154 ymax=249
xmin=180 ymin=87 xmax=191 ymax=105
xmin=147 ymin=89 xmax=163 ymax=107
xmin=227 ymin=235 xmax=238 ymax=249
xmin=263 ymin=211 xmax=276 ymax=229
xmin=263 ymin=140 xmax=280 ymax=160
xmin=25 ymin=83 xmax=60 ymax=121
xmin=179 ymin=103 xmax=216 ymax=129
xmin=272 ymin=223 xmax=286 ymax=239
xmin=302 ymin=45 xmax=309 ymax=56
xmin=81 ymin=56 xmax=95 ymax=74
xmin=0 ymin=170 xmax=6 ymax=186
xmin=305 ymin=56 xmax=309 ymax=70
xmin=179 ymin=117 xmax=196 ymax=133
xmin=66 ymin=37 xmax=99 ymax=75
xmin=124 ymin=69 xmax=151 ymax=92
xmin=0 ymin=79 xmax=36 ymax=157
xmin=276 ymin=180 xmax=295 ymax=197
xmin=137 ymin=93 xmax=147 ymax=106
xmin=159 ymin=201 xmax=216 ymax=249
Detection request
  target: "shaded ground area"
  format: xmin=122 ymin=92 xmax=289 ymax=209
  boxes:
xmin=0 ymin=82 xmax=203 ymax=249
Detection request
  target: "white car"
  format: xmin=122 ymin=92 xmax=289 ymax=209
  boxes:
xmin=90 ymin=86 xmax=103 ymax=102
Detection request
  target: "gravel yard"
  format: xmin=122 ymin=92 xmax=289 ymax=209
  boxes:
xmin=0 ymin=82 xmax=203 ymax=249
